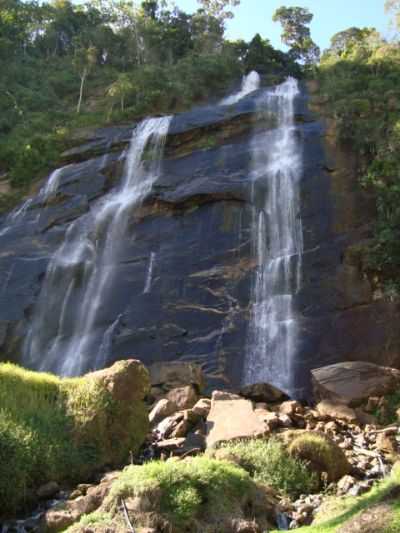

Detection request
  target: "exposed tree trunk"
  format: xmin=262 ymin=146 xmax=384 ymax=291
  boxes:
xmin=77 ymin=68 xmax=87 ymax=114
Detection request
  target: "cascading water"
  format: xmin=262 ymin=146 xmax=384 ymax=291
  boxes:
xmin=220 ymin=70 xmax=261 ymax=105
xmin=23 ymin=116 xmax=171 ymax=376
xmin=244 ymin=77 xmax=303 ymax=395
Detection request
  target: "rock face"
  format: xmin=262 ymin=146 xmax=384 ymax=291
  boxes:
xmin=312 ymin=361 xmax=400 ymax=405
xmin=0 ymin=82 xmax=400 ymax=397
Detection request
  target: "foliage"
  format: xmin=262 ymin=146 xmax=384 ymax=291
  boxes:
xmin=273 ymin=6 xmax=320 ymax=65
xmin=0 ymin=0 xmax=297 ymax=204
xmin=71 ymin=457 xmax=254 ymax=531
xmin=373 ymin=390 xmax=400 ymax=425
xmin=288 ymin=432 xmax=350 ymax=483
xmin=213 ymin=438 xmax=317 ymax=498
xmin=275 ymin=463 xmax=400 ymax=532
xmin=0 ymin=362 xmax=148 ymax=516
xmin=317 ymin=30 xmax=400 ymax=291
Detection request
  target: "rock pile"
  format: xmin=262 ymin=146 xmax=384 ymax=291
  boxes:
xmin=2 ymin=361 xmax=400 ymax=532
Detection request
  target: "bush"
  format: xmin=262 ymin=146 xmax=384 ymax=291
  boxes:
xmin=109 ymin=458 xmax=252 ymax=526
xmin=212 ymin=438 xmax=317 ymax=498
xmin=69 ymin=457 xmax=261 ymax=532
xmin=317 ymin=41 xmax=400 ymax=291
xmin=0 ymin=362 xmax=149 ymax=516
xmin=288 ymin=431 xmax=350 ymax=483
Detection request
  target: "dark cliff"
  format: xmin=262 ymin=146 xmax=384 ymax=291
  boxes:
xmin=0 ymin=83 xmax=399 ymax=397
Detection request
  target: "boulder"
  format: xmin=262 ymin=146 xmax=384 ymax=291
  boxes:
xmin=206 ymin=392 xmax=268 ymax=448
xmin=148 ymin=362 xmax=204 ymax=393
xmin=167 ymin=385 xmax=199 ymax=410
xmin=240 ymin=382 xmax=288 ymax=403
xmin=192 ymin=398 xmax=212 ymax=418
xmin=149 ymin=399 xmax=178 ymax=426
xmin=279 ymin=400 xmax=304 ymax=417
xmin=312 ymin=362 xmax=400 ymax=406
xmin=316 ymin=400 xmax=358 ymax=424
xmin=37 ymin=481 xmax=59 ymax=500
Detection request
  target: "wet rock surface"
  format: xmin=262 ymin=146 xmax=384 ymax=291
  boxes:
xmin=0 ymin=84 xmax=399 ymax=397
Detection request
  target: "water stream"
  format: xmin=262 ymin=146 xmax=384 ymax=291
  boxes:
xmin=220 ymin=70 xmax=261 ymax=105
xmin=23 ymin=116 xmax=171 ymax=376
xmin=244 ymin=77 xmax=303 ymax=394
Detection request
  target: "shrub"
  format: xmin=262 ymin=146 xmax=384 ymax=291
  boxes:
xmin=0 ymin=362 xmax=149 ymax=516
xmin=212 ymin=438 xmax=317 ymax=498
xmin=288 ymin=431 xmax=350 ymax=483
xmin=68 ymin=455 xmax=283 ymax=532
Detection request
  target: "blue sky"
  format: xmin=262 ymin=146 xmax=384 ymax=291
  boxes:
xmin=175 ymin=0 xmax=392 ymax=51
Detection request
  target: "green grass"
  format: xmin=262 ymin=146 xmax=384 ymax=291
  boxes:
xmin=69 ymin=457 xmax=255 ymax=531
xmin=271 ymin=463 xmax=400 ymax=533
xmin=211 ymin=438 xmax=317 ymax=498
xmin=288 ymin=432 xmax=350 ymax=483
xmin=373 ymin=391 xmax=400 ymax=425
xmin=0 ymin=362 xmax=149 ymax=516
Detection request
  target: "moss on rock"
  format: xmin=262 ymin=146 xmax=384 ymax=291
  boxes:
xmin=287 ymin=431 xmax=351 ymax=483
xmin=210 ymin=438 xmax=317 ymax=498
xmin=0 ymin=360 xmax=150 ymax=516
xmin=68 ymin=457 xmax=277 ymax=533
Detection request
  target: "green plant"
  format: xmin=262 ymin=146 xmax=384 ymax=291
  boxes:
xmin=0 ymin=362 xmax=149 ymax=516
xmin=213 ymin=438 xmax=317 ymax=498
xmin=84 ymin=457 xmax=254 ymax=530
xmin=288 ymin=432 xmax=350 ymax=483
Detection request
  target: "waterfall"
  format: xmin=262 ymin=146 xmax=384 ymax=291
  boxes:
xmin=23 ymin=116 xmax=171 ymax=376
xmin=244 ymin=77 xmax=303 ymax=394
xmin=143 ymin=251 xmax=156 ymax=294
xmin=220 ymin=70 xmax=261 ymax=105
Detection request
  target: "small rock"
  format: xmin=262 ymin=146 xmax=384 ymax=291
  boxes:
xmin=191 ymin=398 xmax=212 ymax=418
xmin=316 ymin=400 xmax=357 ymax=424
xmin=37 ymin=481 xmax=60 ymax=500
xmin=376 ymin=433 xmax=398 ymax=457
xmin=156 ymin=437 xmax=186 ymax=450
xmin=43 ymin=509 xmax=75 ymax=532
xmin=170 ymin=419 xmax=191 ymax=438
xmin=167 ymin=385 xmax=199 ymax=410
xmin=239 ymin=382 xmax=288 ymax=403
xmin=337 ymin=475 xmax=356 ymax=494
xmin=149 ymin=398 xmax=178 ymax=425
xmin=255 ymin=409 xmax=280 ymax=430
xmin=212 ymin=390 xmax=242 ymax=401
xmin=280 ymin=401 xmax=304 ymax=417
xmin=348 ymin=482 xmax=371 ymax=497
xmin=68 ymin=489 xmax=83 ymax=500
xmin=278 ymin=414 xmax=293 ymax=428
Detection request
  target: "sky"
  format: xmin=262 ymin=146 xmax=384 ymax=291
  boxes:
xmin=174 ymin=0 xmax=392 ymax=52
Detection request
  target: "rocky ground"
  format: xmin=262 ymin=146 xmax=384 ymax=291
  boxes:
xmin=2 ymin=360 xmax=400 ymax=532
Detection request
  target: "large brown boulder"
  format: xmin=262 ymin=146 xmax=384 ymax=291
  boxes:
xmin=206 ymin=390 xmax=268 ymax=448
xmin=312 ymin=361 xmax=400 ymax=406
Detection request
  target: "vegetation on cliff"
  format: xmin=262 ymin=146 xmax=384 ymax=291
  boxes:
xmin=0 ymin=0 xmax=297 ymax=211
xmin=316 ymin=9 xmax=400 ymax=293
xmin=0 ymin=360 xmax=149 ymax=515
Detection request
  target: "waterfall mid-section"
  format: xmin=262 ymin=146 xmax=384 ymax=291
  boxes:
xmin=244 ymin=77 xmax=303 ymax=395
xmin=23 ymin=116 xmax=171 ymax=376
xmin=220 ymin=70 xmax=261 ymax=105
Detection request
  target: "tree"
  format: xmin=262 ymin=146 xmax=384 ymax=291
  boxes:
xmin=385 ymin=0 xmax=400 ymax=29
xmin=107 ymin=73 xmax=134 ymax=111
xmin=196 ymin=0 xmax=240 ymax=22
xmin=73 ymin=44 xmax=97 ymax=113
xmin=272 ymin=6 xmax=320 ymax=65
